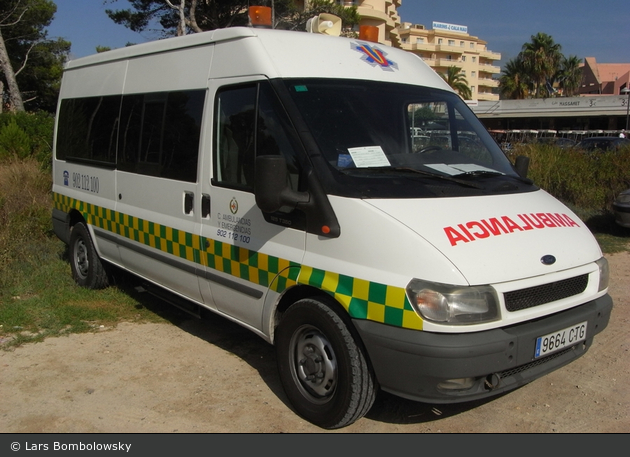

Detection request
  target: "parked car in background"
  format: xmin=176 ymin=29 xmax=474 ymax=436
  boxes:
xmin=575 ymin=136 xmax=630 ymax=152
xmin=613 ymin=188 xmax=630 ymax=228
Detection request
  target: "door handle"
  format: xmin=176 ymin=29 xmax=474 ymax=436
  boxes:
xmin=202 ymin=194 xmax=211 ymax=218
xmin=184 ymin=191 xmax=194 ymax=215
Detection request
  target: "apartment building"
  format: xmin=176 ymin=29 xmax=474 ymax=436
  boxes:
xmin=397 ymin=21 xmax=501 ymax=101
xmin=298 ymin=1 xmax=500 ymax=101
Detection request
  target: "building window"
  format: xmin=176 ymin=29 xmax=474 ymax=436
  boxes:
xmin=471 ymin=71 xmax=476 ymax=78
xmin=448 ymin=40 xmax=455 ymax=46
xmin=462 ymin=56 xmax=466 ymax=62
xmin=438 ymin=38 xmax=443 ymax=44
xmin=472 ymin=56 xmax=477 ymax=63
xmin=470 ymin=43 xmax=475 ymax=49
xmin=460 ymin=41 xmax=465 ymax=47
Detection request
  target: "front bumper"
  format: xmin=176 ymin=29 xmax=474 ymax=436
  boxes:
xmin=354 ymin=294 xmax=612 ymax=404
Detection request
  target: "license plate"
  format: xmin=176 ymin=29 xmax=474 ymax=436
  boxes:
xmin=535 ymin=321 xmax=587 ymax=358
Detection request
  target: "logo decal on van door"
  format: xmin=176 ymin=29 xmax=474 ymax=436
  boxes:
xmin=230 ymin=197 xmax=239 ymax=214
xmin=352 ymin=43 xmax=398 ymax=71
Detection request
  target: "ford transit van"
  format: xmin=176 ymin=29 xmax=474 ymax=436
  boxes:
xmin=52 ymin=26 xmax=612 ymax=429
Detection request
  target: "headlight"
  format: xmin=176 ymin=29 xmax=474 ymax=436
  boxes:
xmin=406 ymin=279 xmax=500 ymax=325
xmin=595 ymin=257 xmax=609 ymax=292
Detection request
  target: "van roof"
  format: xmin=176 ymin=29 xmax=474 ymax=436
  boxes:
xmin=64 ymin=27 xmax=450 ymax=91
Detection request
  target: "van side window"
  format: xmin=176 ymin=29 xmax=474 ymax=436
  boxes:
xmin=56 ymin=90 xmax=205 ymax=182
xmin=213 ymin=83 xmax=301 ymax=192
xmin=118 ymin=90 xmax=205 ymax=182
xmin=55 ymin=95 xmax=121 ymax=165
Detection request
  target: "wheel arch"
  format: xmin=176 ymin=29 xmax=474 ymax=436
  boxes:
xmin=270 ymin=285 xmax=374 ymax=371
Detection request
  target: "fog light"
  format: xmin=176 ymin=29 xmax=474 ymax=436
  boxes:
xmin=437 ymin=377 xmax=476 ymax=391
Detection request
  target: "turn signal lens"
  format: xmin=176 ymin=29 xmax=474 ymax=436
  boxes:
xmin=596 ymin=257 xmax=609 ymax=292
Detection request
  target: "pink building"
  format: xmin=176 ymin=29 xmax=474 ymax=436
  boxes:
xmin=579 ymin=57 xmax=630 ymax=95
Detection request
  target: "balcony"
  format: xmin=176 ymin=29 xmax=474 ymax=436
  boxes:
xmin=479 ymin=63 xmax=501 ymax=74
xmin=402 ymin=41 xmax=436 ymax=53
xmin=480 ymin=49 xmax=501 ymax=60
xmin=478 ymin=78 xmax=499 ymax=88
xmin=434 ymin=44 xmax=465 ymax=54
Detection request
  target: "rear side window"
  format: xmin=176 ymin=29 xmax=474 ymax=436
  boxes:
xmin=56 ymin=90 xmax=206 ymax=182
xmin=56 ymin=95 xmax=121 ymax=166
xmin=118 ymin=90 xmax=205 ymax=182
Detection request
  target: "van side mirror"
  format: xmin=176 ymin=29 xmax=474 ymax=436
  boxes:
xmin=514 ymin=155 xmax=530 ymax=179
xmin=255 ymin=155 xmax=309 ymax=213
xmin=255 ymin=155 xmax=341 ymax=238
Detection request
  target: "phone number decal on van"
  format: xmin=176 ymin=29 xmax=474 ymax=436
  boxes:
xmin=70 ymin=172 xmax=100 ymax=194
xmin=444 ymin=212 xmax=581 ymax=246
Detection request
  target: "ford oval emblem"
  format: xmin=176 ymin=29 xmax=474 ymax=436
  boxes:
xmin=541 ymin=255 xmax=556 ymax=265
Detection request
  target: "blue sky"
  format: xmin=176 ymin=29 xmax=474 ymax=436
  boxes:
xmin=47 ymin=0 xmax=628 ymax=67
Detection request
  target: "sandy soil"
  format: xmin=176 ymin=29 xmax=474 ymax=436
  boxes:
xmin=1 ymin=253 xmax=629 ymax=433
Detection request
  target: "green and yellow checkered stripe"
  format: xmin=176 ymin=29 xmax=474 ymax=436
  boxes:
xmin=298 ymin=266 xmax=423 ymax=330
xmin=54 ymin=193 xmax=423 ymax=330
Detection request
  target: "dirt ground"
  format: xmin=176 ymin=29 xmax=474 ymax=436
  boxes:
xmin=1 ymin=253 xmax=629 ymax=433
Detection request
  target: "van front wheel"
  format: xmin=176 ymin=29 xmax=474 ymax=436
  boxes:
xmin=276 ymin=298 xmax=376 ymax=429
xmin=69 ymin=222 xmax=109 ymax=289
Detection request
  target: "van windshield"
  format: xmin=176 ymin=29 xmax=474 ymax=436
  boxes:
xmin=282 ymin=79 xmax=532 ymax=198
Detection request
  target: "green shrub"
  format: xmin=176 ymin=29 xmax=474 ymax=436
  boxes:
xmin=512 ymin=143 xmax=630 ymax=214
xmin=0 ymin=119 xmax=31 ymax=160
xmin=0 ymin=111 xmax=54 ymax=167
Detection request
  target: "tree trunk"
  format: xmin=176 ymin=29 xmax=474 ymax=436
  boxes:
xmin=0 ymin=28 xmax=24 ymax=112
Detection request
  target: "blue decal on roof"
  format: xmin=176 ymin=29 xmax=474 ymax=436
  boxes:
xmin=352 ymin=43 xmax=398 ymax=71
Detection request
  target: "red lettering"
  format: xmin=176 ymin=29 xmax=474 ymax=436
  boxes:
xmin=481 ymin=218 xmax=508 ymax=235
xmin=517 ymin=214 xmax=535 ymax=230
xmin=526 ymin=214 xmax=545 ymax=228
xmin=445 ymin=212 xmax=581 ymax=247
xmin=547 ymin=213 xmax=568 ymax=227
xmin=501 ymin=216 xmax=524 ymax=233
xmin=444 ymin=226 xmax=470 ymax=246
xmin=562 ymin=214 xmax=580 ymax=227
xmin=536 ymin=213 xmax=557 ymax=228
xmin=466 ymin=221 xmax=490 ymax=239
xmin=457 ymin=224 xmax=475 ymax=241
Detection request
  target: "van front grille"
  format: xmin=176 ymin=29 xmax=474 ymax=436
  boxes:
xmin=504 ymin=274 xmax=589 ymax=312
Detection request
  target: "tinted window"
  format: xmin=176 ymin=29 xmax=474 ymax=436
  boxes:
xmin=118 ymin=90 xmax=205 ymax=182
xmin=56 ymin=90 xmax=205 ymax=183
xmin=56 ymin=95 xmax=121 ymax=165
xmin=213 ymin=83 xmax=301 ymax=191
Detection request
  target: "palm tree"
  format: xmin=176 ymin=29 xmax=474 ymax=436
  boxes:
xmin=499 ymin=57 xmax=530 ymax=99
xmin=556 ymin=55 xmax=582 ymax=97
xmin=440 ymin=66 xmax=472 ymax=100
xmin=520 ymin=32 xmax=562 ymax=98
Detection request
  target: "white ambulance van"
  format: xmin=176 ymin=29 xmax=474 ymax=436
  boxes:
xmin=52 ymin=25 xmax=612 ymax=429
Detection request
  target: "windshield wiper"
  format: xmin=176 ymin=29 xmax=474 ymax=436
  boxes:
xmin=340 ymin=166 xmax=485 ymax=189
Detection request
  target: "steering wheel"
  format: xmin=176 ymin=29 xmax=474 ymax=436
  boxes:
xmin=415 ymin=145 xmax=441 ymax=154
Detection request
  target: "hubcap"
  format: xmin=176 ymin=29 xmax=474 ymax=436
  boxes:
xmin=290 ymin=324 xmax=337 ymax=402
xmin=74 ymin=239 xmax=89 ymax=280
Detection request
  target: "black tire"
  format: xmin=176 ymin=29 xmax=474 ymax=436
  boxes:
xmin=275 ymin=297 xmax=376 ymax=429
xmin=69 ymin=222 xmax=109 ymax=289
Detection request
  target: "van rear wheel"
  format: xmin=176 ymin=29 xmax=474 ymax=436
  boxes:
xmin=69 ymin=222 xmax=109 ymax=289
xmin=276 ymin=298 xmax=376 ymax=429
